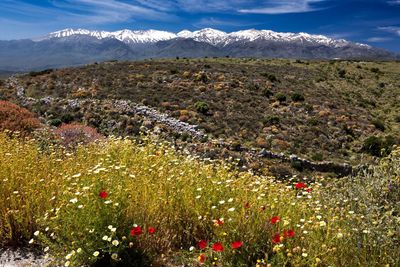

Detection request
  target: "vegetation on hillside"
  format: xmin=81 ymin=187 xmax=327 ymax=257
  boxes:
xmin=0 ymin=100 xmax=41 ymax=136
xmin=4 ymin=58 xmax=399 ymax=165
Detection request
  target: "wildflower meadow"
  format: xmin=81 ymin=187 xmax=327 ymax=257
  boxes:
xmin=0 ymin=133 xmax=399 ymax=266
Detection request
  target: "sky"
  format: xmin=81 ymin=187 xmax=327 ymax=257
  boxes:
xmin=0 ymin=0 xmax=400 ymax=52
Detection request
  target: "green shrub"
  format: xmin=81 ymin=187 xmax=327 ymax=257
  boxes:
xmin=262 ymin=88 xmax=274 ymax=98
xmin=362 ymin=136 xmax=382 ymax=156
xmin=307 ymin=117 xmax=321 ymax=126
xmin=29 ymin=69 xmax=53 ymax=77
xmin=194 ymin=72 xmax=209 ymax=83
xmin=371 ymin=119 xmax=385 ymax=132
xmin=311 ymin=153 xmax=324 ymax=161
xmin=291 ymin=93 xmax=305 ymax=102
xmin=338 ymin=69 xmax=346 ymax=78
xmin=290 ymin=160 xmax=303 ymax=171
xmin=361 ymin=135 xmax=396 ymax=157
xmin=263 ymin=115 xmax=280 ymax=126
xmin=194 ymin=101 xmax=209 ymax=114
xmin=61 ymin=113 xmax=74 ymax=124
xmin=370 ymin=67 xmax=380 ymax=73
xmin=275 ymin=93 xmax=286 ymax=102
xmin=48 ymin=118 xmax=62 ymax=127
xmin=247 ymin=82 xmax=260 ymax=91
xmin=262 ymin=73 xmax=277 ymax=82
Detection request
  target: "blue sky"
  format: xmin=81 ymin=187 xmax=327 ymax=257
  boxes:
xmin=0 ymin=0 xmax=400 ymax=52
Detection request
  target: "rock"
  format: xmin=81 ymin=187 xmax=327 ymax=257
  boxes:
xmin=0 ymin=248 xmax=51 ymax=267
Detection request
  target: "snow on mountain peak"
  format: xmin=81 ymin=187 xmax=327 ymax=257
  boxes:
xmin=43 ymin=28 xmax=368 ymax=48
xmin=46 ymin=28 xmax=177 ymax=44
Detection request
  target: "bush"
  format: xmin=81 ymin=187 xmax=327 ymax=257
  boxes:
xmin=29 ymin=69 xmax=53 ymax=77
xmin=262 ymin=88 xmax=274 ymax=98
xmin=291 ymin=93 xmax=305 ymax=102
xmin=48 ymin=118 xmax=62 ymax=127
xmin=361 ymin=135 xmax=396 ymax=157
xmin=247 ymin=82 xmax=260 ymax=91
xmin=338 ymin=69 xmax=346 ymax=78
xmin=0 ymin=100 xmax=41 ymax=136
xmin=362 ymin=136 xmax=382 ymax=157
xmin=307 ymin=117 xmax=321 ymax=126
xmin=311 ymin=153 xmax=324 ymax=161
xmin=194 ymin=101 xmax=209 ymax=114
xmin=371 ymin=119 xmax=385 ymax=132
xmin=275 ymin=93 xmax=286 ymax=103
xmin=263 ymin=115 xmax=280 ymax=126
xmin=194 ymin=72 xmax=209 ymax=83
xmin=54 ymin=123 xmax=102 ymax=148
xmin=262 ymin=73 xmax=277 ymax=82
xmin=370 ymin=67 xmax=380 ymax=73
xmin=61 ymin=113 xmax=75 ymax=124
xmin=290 ymin=160 xmax=303 ymax=171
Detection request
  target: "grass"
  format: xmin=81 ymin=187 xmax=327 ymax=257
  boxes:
xmin=0 ymin=132 xmax=399 ymax=266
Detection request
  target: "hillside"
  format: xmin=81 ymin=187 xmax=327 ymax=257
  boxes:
xmin=2 ymin=58 xmax=399 ymax=170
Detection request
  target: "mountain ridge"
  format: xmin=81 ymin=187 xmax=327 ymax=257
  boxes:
xmin=40 ymin=28 xmax=370 ymax=49
xmin=0 ymin=28 xmax=398 ymax=72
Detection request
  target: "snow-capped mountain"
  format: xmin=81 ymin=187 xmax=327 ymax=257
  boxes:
xmin=42 ymin=28 xmax=370 ymax=49
xmin=46 ymin=28 xmax=176 ymax=44
xmin=0 ymin=27 xmax=396 ymax=72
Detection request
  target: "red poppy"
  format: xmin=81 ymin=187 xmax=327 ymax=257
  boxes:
xmin=198 ymin=240 xmax=208 ymax=250
xmin=244 ymin=202 xmax=251 ymax=209
xmin=212 ymin=242 xmax=224 ymax=252
xmin=231 ymin=240 xmax=243 ymax=249
xmin=198 ymin=254 xmax=206 ymax=263
xmin=215 ymin=219 xmax=224 ymax=226
xmin=99 ymin=191 xmax=108 ymax=199
xmin=272 ymin=233 xmax=282 ymax=244
xmin=284 ymin=229 xmax=295 ymax=238
xmin=295 ymin=182 xmax=307 ymax=189
xmin=270 ymin=216 xmax=280 ymax=224
xmin=148 ymin=227 xmax=155 ymax=234
xmin=306 ymin=188 xmax=313 ymax=193
xmin=130 ymin=226 xmax=142 ymax=236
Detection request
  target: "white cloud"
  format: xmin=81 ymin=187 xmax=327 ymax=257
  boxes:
xmin=387 ymin=0 xmax=400 ymax=5
xmin=134 ymin=0 xmax=328 ymax=14
xmin=378 ymin=26 xmax=400 ymax=36
xmin=239 ymin=0 xmax=328 ymax=14
xmin=193 ymin=17 xmax=260 ymax=28
xmin=0 ymin=0 xmax=174 ymax=26
xmin=366 ymin=37 xmax=392 ymax=42
xmin=57 ymin=0 xmax=175 ymax=23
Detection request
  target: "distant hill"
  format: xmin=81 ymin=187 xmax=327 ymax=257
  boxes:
xmin=0 ymin=28 xmax=398 ymax=71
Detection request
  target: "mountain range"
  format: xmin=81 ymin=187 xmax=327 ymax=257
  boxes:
xmin=0 ymin=28 xmax=398 ymax=71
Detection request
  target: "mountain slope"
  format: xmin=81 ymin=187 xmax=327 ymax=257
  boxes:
xmin=0 ymin=36 xmax=136 ymax=71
